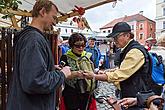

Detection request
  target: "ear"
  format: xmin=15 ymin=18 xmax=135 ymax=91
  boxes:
xmin=39 ymin=7 xmax=46 ymax=17
xmin=126 ymin=33 xmax=130 ymax=39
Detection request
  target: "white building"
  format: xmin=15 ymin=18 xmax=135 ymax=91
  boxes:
xmin=55 ymin=18 xmax=94 ymax=40
xmin=156 ymin=0 xmax=165 ymax=38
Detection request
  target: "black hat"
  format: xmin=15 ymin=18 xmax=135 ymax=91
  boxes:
xmin=88 ymin=37 xmax=96 ymax=41
xmin=107 ymin=22 xmax=131 ymax=38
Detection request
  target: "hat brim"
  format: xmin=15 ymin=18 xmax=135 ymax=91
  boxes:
xmin=106 ymin=32 xmax=120 ymax=38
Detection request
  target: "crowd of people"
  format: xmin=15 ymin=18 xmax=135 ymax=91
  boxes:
xmin=6 ymin=0 xmax=165 ymax=110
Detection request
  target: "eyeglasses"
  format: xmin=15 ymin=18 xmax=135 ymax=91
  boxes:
xmin=74 ymin=44 xmax=86 ymax=48
xmin=114 ymin=33 xmax=125 ymax=41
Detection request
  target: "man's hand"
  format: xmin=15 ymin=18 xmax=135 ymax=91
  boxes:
xmin=54 ymin=65 xmax=62 ymax=70
xmin=107 ymin=97 xmax=121 ymax=110
xmin=118 ymin=98 xmax=137 ymax=109
xmin=60 ymin=66 xmax=71 ymax=78
xmin=69 ymin=70 xmax=84 ymax=79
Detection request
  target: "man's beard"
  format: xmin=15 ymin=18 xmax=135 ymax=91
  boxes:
xmin=44 ymin=25 xmax=54 ymax=31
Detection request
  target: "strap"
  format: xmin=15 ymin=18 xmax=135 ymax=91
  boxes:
xmin=147 ymin=95 xmax=164 ymax=109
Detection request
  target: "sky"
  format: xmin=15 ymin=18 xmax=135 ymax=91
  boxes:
xmin=84 ymin=0 xmax=156 ymax=32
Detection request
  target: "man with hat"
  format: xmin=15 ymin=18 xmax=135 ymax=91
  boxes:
xmin=83 ymin=22 xmax=155 ymax=110
xmin=85 ymin=36 xmax=104 ymax=69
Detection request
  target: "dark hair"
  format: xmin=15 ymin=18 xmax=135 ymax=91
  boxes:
xmin=69 ymin=33 xmax=87 ymax=48
xmin=32 ymin=0 xmax=58 ymax=17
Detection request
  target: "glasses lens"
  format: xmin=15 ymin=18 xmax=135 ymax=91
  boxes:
xmin=114 ymin=33 xmax=124 ymax=41
xmin=74 ymin=44 xmax=86 ymax=48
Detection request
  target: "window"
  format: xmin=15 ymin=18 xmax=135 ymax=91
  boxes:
xmin=163 ymin=21 xmax=165 ymax=29
xmin=108 ymin=30 xmax=111 ymax=33
xmin=136 ymin=26 xmax=138 ymax=30
xmin=139 ymin=23 xmax=144 ymax=30
xmin=163 ymin=8 xmax=165 ymax=16
xmin=71 ymin=29 xmax=73 ymax=33
xmin=65 ymin=29 xmax=67 ymax=33
xmin=139 ymin=33 xmax=144 ymax=40
xmin=150 ymin=24 xmax=152 ymax=31
xmin=103 ymin=31 xmax=106 ymax=33
xmin=58 ymin=28 xmax=61 ymax=32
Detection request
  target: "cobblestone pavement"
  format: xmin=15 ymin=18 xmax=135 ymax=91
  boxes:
xmin=95 ymin=81 xmax=117 ymax=110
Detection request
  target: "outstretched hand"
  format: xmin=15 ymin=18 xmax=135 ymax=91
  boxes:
xmin=83 ymin=70 xmax=95 ymax=79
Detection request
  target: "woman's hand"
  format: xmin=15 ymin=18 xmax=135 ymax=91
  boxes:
xmin=67 ymin=70 xmax=84 ymax=79
xmin=83 ymin=70 xmax=95 ymax=79
xmin=75 ymin=70 xmax=84 ymax=78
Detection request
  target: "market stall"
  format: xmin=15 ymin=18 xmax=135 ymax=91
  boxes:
xmin=0 ymin=1 xmax=119 ymax=110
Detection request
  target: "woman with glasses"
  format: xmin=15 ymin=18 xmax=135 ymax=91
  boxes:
xmin=59 ymin=33 xmax=97 ymax=110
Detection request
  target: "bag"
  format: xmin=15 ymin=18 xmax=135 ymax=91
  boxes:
xmin=66 ymin=51 xmax=96 ymax=93
xmin=136 ymin=90 xmax=155 ymax=108
xmin=137 ymin=91 xmax=164 ymax=109
xmin=77 ymin=55 xmax=96 ymax=92
xmin=149 ymin=52 xmax=165 ymax=85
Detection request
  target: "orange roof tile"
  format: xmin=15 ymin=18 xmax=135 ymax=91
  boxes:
xmin=100 ymin=14 xmax=155 ymax=29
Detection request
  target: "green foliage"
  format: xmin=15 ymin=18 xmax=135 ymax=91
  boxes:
xmin=0 ymin=0 xmax=22 ymax=19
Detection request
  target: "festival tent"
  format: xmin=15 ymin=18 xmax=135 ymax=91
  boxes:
xmin=0 ymin=1 xmax=122 ymax=110
xmin=0 ymin=0 xmax=118 ymax=29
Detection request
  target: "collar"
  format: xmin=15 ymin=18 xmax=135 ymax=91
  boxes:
xmin=121 ymin=39 xmax=133 ymax=51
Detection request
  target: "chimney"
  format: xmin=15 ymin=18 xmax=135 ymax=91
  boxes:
xmin=139 ymin=11 xmax=143 ymax=15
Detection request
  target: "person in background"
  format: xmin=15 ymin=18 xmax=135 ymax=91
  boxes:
xmin=150 ymin=33 xmax=165 ymax=110
xmin=145 ymin=40 xmax=152 ymax=51
xmin=85 ymin=37 xmax=104 ymax=69
xmin=59 ymin=33 xmax=97 ymax=110
xmin=150 ymin=33 xmax=165 ymax=63
xmin=112 ymin=95 xmax=164 ymax=110
xmin=58 ymin=36 xmax=70 ymax=55
xmin=85 ymin=36 xmax=104 ymax=103
xmin=83 ymin=22 xmax=157 ymax=110
xmin=58 ymin=36 xmax=69 ymax=62
xmin=7 ymin=1 xmax=71 ymax=110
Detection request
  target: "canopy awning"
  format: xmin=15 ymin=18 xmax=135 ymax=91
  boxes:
xmin=0 ymin=0 xmax=117 ymax=29
xmin=20 ymin=0 xmax=116 ymax=13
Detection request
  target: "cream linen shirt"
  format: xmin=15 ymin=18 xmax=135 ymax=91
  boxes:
xmin=106 ymin=41 xmax=145 ymax=89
